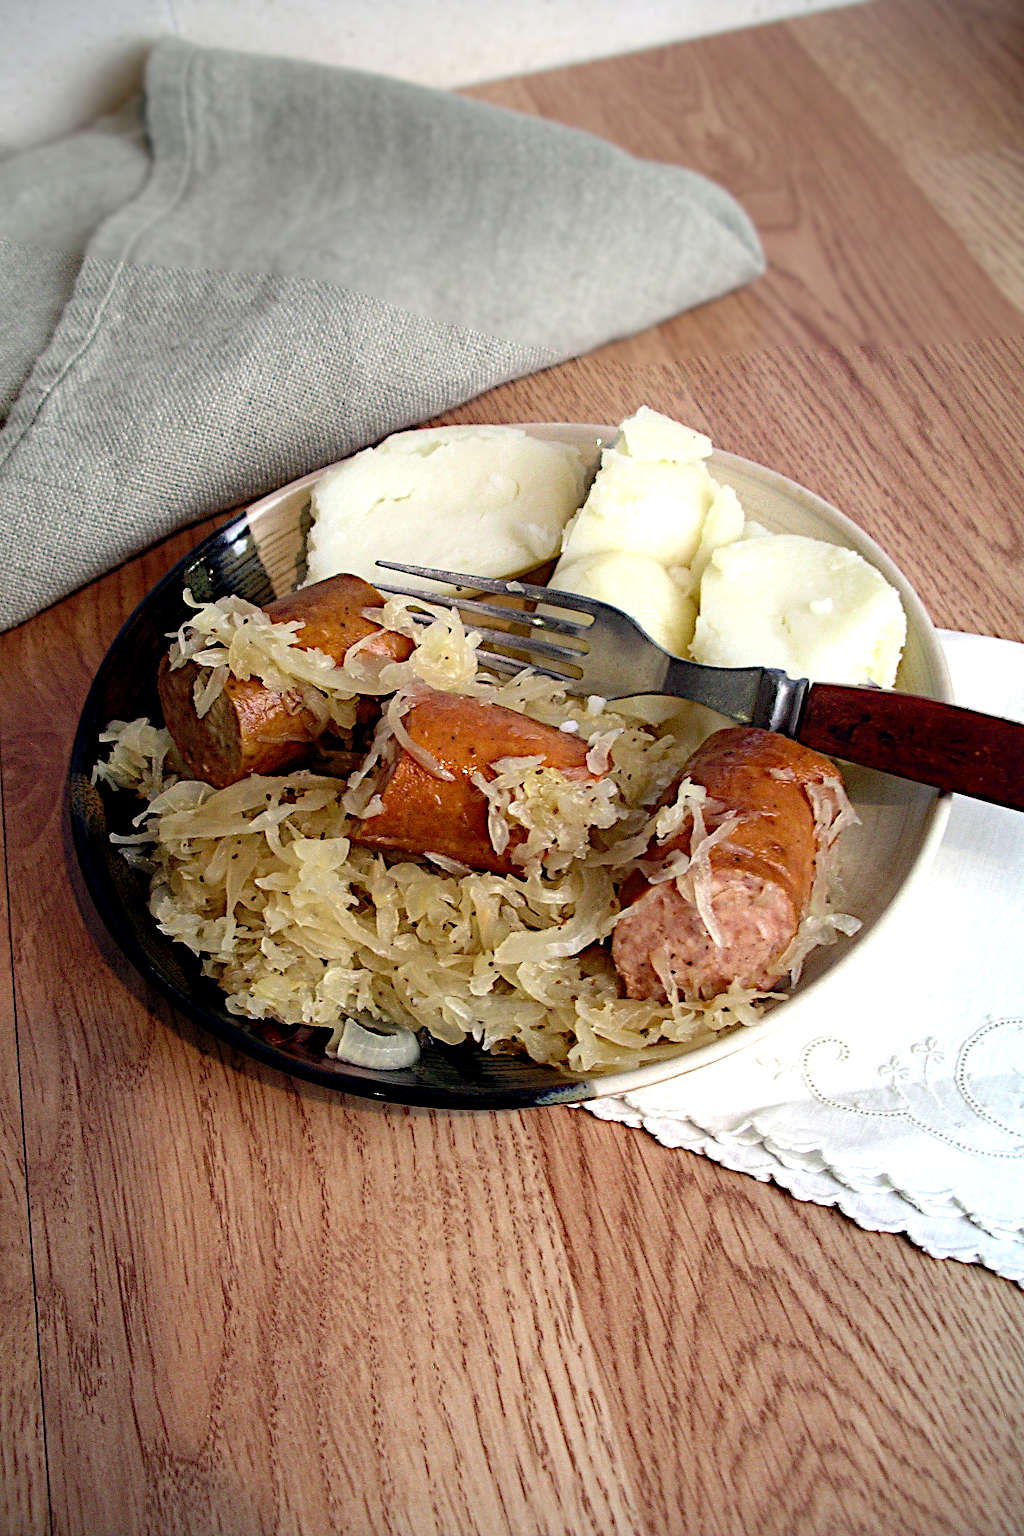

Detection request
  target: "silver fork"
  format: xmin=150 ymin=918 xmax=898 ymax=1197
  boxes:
xmin=375 ymin=560 xmax=1024 ymax=812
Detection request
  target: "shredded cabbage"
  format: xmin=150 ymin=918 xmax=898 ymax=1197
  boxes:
xmin=92 ymin=719 xmax=178 ymax=800
xmin=776 ymin=774 xmax=862 ymax=985
xmin=95 ymin=590 xmax=861 ymax=1073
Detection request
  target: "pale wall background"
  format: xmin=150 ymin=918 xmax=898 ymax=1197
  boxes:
xmin=3 ymin=0 xmax=865 ymax=151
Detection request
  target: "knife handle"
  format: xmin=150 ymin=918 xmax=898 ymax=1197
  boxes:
xmin=796 ymin=683 xmax=1024 ymax=811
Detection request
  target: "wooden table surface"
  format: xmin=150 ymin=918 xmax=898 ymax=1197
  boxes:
xmin=3 ymin=0 xmax=1022 ymax=1531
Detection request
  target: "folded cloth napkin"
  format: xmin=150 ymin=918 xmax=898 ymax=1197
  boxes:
xmin=587 ymin=630 xmax=1024 ymax=1286
xmin=0 ymin=38 xmax=763 ymax=632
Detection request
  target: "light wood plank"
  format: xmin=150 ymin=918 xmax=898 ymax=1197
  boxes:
xmin=797 ymin=0 xmax=1024 ymax=311
xmin=0 ymin=735 xmax=48 ymax=1534
xmin=537 ymin=1106 xmax=1024 ymax=1536
xmin=797 ymin=0 xmax=1024 ymax=162
xmin=468 ymin=4 xmax=1023 ymax=357
xmin=908 ymin=146 xmax=1024 ymax=311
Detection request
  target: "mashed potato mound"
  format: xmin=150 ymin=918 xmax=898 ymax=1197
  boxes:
xmin=691 ymin=533 xmax=907 ymax=686
xmin=305 ymin=425 xmax=587 ymax=593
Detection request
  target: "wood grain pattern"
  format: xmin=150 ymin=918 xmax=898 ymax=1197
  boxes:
xmin=469 ymin=0 xmax=1023 ymax=356
xmin=542 ymin=1111 xmax=1024 ymax=1535
xmin=797 ymin=0 xmax=1024 ymax=311
xmin=3 ymin=1 xmax=1023 ymax=1533
xmin=0 ymin=738 xmax=48 ymax=1536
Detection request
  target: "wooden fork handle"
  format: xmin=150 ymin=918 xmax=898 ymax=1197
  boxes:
xmin=796 ymin=684 xmax=1024 ymax=811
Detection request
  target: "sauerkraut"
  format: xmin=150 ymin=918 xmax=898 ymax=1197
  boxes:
xmin=95 ymin=588 xmax=860 ymax=1074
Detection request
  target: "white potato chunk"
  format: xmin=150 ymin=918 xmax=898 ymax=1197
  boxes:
xmin=552 ymin=551 xmax=698 ymax=656
xmin=557 ymin=406 xmax=727 ymax=572
xmin=689 ymin=482 xmax=745 ymax=584
xmin=305 ymin=426 xmax=587 ymax=592
xmin=558 ymin=452 xmax=712 ymax=568
xmin=691 ymin=533 xmax=907 ymax=686
xmin=616 ymin=405 xmax=713 ymax=465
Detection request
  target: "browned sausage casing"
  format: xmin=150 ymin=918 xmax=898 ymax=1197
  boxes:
xmin=158 ymin=573 xmax=413 ymax=787
xmin=350 ymin=689 xmax=596 ymax=875
xmin=611 ymin=726 xmax=844 ymax=1003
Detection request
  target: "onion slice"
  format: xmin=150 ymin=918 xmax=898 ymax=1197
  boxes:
xmin=329 ymin=1017 xmax=421 ymax=1069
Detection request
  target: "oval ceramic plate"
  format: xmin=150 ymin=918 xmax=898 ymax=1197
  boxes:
xmin=68 ymin=424 xmax=952 ymax=1108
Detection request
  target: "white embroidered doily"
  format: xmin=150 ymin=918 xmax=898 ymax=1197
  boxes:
xmin=586 ymin=632 xmax=1024 ymax=1283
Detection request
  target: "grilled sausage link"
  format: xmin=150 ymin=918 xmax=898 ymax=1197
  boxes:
xmin=158 ymin=573 xmax=412 ymax=787
xmin=611 ymin=726 xmax=845 ymax=1002
xmin=350 ymin=688 xmax=596 ymax=875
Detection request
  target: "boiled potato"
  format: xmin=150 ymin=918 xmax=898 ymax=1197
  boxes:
xmin=558 ymin=406 xmax=717 ymax=571
xmin=552 ymin=550 xmax=698 ymax=655
xmin=616 ymin=404 xmax=713 ymax=464
xmin=688 ymin=482 xmax=745 ymax=584
xmin=551 ymin=406 xmax=724 ymax=652
xmin=305 ymin=426 xmax=587 ymax=592
xmin=691 ymin=533 xmax=907 ymax=685
xmin=558 ymin=454 xmax=712 ymax=568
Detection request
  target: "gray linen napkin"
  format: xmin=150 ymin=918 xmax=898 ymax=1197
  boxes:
xmin=0 ymin=38 xmax=764 ymax=631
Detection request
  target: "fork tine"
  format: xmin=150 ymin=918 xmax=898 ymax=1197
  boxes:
xmin=374 ymin=560 xmax=598 ymax=620
xmin=386 ymin=605 xmax=587 ymax=669
xmin=374 ymin=580 xmax=588 ymax=640
xmin=468 ymin=651 xmax=572 ymax=684
xmin=373 ymin=559 xmax=603 ymax=694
